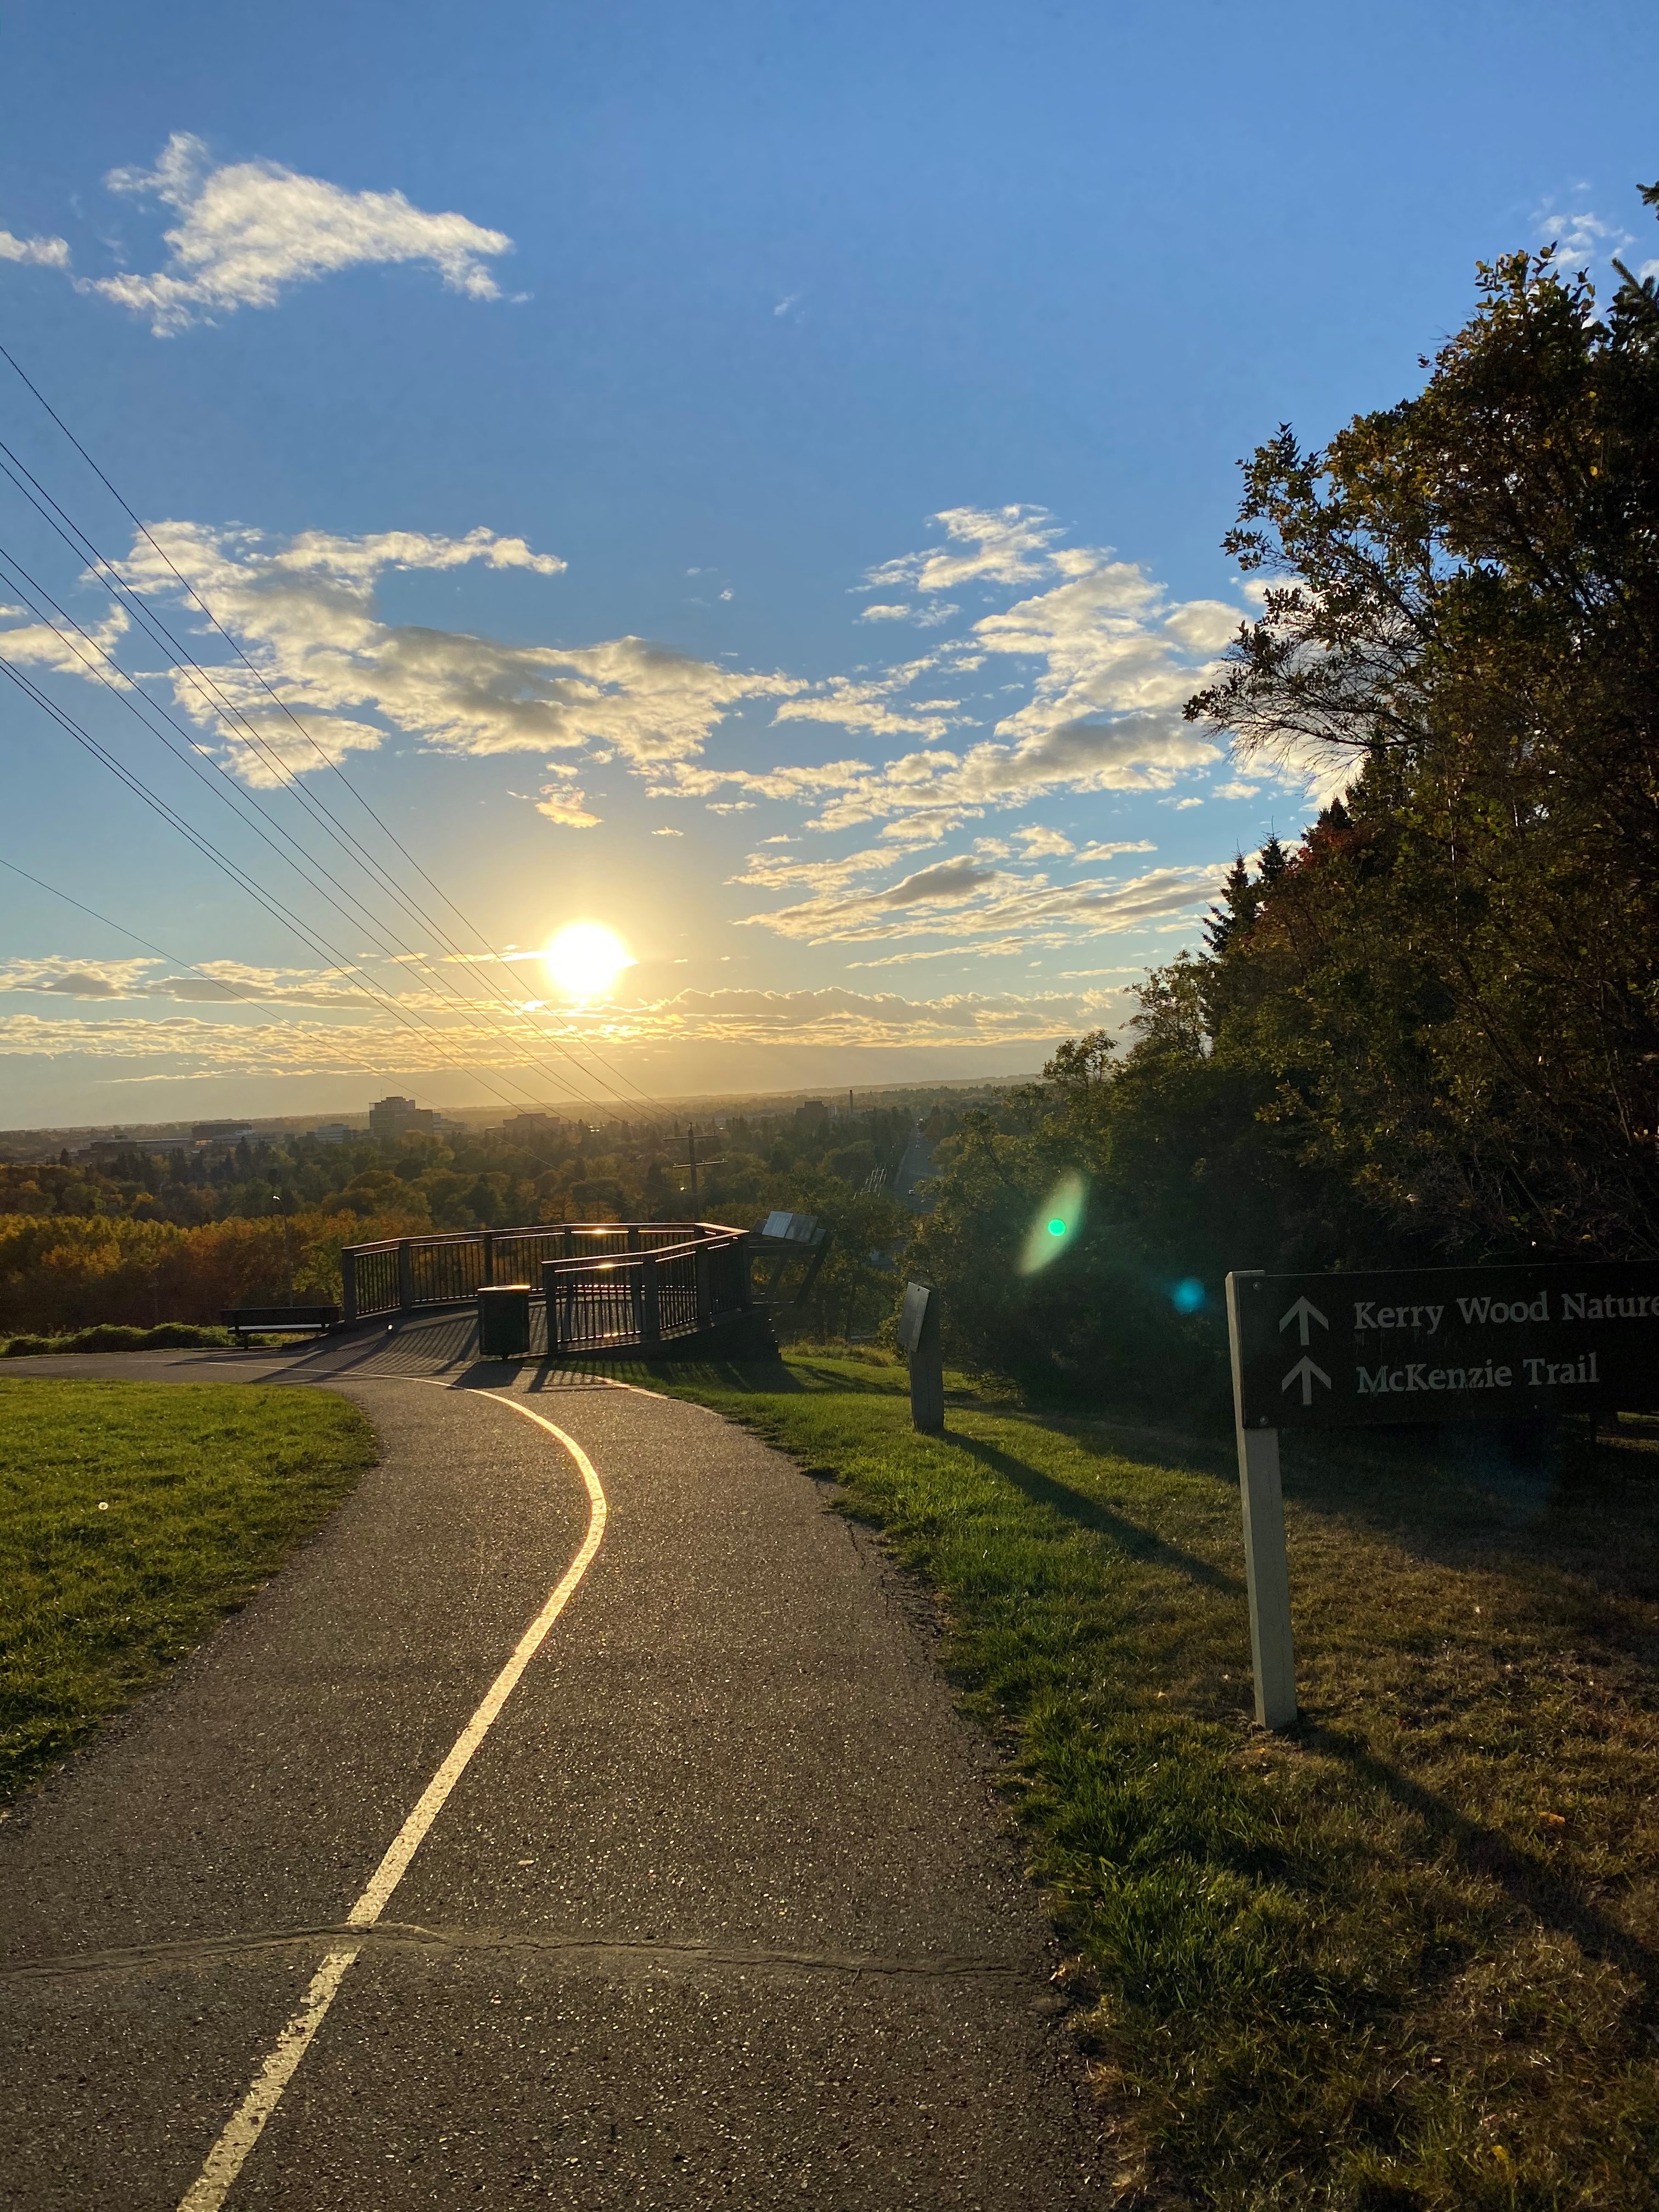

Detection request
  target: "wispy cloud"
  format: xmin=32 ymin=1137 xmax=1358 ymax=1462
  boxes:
xmin=80 ymin=133 xmax=515 ymax=334
xmin=738 ymin=850 xmax=1226 ymax=949
xmin=863 ymin=505 xmax=1077 ymax=595
xmin=857 ymin=600 xmax=960 ymax=628
xmin=533 ymin=776 xmax=601 ymax=828
xmin=0 ymin=980 xmax=1136 ymax=1074
xmin=774 ymin=662 xmax=962 ymax=742
xmin=0 ymin=227 xmax=71 ymax=268
xmin=1532 ymin=200 xmax=1657 ymax=284
xmin=0 ymin=953 xmax=381 ymax=1010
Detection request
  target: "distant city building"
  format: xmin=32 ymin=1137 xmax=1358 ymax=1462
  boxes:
xmin=369 ymin=1095 xmax=435 ymax=1141
xmin=80 ymin=1132 xmax=201 ymax=1160
xmin=193 ymin=1121 xmax=255 ymax=1142
xmin=312 ymin=1122 xmax=354 ymax=1145
xmin=793 ymin=1099 xmax=830 ymax=1132
xmin=501 ymin=1112 xmax=562 ymax=1142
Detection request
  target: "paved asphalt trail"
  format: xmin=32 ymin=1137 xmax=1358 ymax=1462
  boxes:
xmin=0 ymin=1324 xmax=1102 ymax=2207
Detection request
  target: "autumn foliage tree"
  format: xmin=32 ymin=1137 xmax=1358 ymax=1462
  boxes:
xmin=909 ymin=193 xmax=1659 ymax=1392
xmin=1186 ymin=201 xmax=1659 ymax=1259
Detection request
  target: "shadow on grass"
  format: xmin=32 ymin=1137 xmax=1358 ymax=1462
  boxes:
xmin=941 ymin=1427 xmax=1245 ymax=1596
xmin=1283 ymin=1425 xmax=1659 ymax=1616
xmin=1305 ymin=1717 xmax=1659 ymax=2003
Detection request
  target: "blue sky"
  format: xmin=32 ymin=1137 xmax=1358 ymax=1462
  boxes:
xmin=2 ymin=0 xmax=1656 ymax=1125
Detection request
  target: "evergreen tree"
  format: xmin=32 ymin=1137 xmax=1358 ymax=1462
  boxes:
xmin=1202 ymin=854 xmax=1257 ymax=955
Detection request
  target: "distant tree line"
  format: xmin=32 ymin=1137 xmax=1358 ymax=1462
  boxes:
xmin=0 ymin=1092 xmax=977 ymax=1338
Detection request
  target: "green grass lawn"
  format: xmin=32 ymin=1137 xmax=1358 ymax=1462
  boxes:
xmin=629 ymin=1347 xmax=1659 ymax=2212
xmin=0 ymin=1379 xmax=376 ymax=1807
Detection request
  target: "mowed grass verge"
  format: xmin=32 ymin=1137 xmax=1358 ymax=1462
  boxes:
xmin=634 ymin=1349 xmax=1659 ymax=2211
xmin=0 ymin=1378 xmax=376 ymax=1807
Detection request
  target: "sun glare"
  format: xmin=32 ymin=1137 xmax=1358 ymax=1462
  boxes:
xmin=1018 ymin=1171 xmax=1087 ymax=1276
xmin=541 ymin=922 xmax=635 ymax=1002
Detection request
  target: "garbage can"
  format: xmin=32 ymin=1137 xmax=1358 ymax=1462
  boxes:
xmin=477 ymin=1283 xmax=532 ymax=1358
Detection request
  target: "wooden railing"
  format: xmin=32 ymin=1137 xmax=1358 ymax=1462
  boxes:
xmin=340 ymin=1221 xmax=753 ymax=1351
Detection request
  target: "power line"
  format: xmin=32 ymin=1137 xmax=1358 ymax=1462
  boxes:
xmin=0 ymin=535 xmax=617 ymax=1115
xmin=0 ymin=851 xmax=442 ymax=1109
xmin=0 ymin=510 xmax=621 ymax=1115
xmin=0 ymin=340 xmax=664 ymax=1118
xmin=0 ymin=433 xmax=644 ymax=1113
xmin=0 ymin=653 xmax=580 ymax=1123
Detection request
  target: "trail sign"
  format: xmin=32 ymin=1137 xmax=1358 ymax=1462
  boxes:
xmin=1231 ymin=1260 xmax=1659 ymax=1430
xmin=1222 ymin=1256 xmax=1659 ymax=1734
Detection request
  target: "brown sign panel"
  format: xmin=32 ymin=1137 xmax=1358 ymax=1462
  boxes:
xmin=1231 ymin=1261 xmax=1659 ymax=1429
xmin=897 ymin=1280 xmax=936 ymax=1357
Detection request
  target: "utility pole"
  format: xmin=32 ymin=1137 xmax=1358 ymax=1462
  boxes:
xmin=272 ymin=1189 xmax=294 ymax=1306
xmin=684 ymin=1125 xmax=724 ymax=1210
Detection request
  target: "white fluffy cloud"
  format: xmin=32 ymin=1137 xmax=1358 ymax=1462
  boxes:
xmin=0 ymin=228 xmax=70 ymax=267
xmin=1015 ymin=825 xmax=1075 ymax=857
xmin=95 ymin=520 xmax=799 ymax=788
xmin=0 ymin=600 xmax=133 ymax=684
xmin=83 ymin=133 xmax=515 ymax=334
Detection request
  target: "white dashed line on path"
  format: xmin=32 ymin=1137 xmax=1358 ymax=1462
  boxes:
xmin=176 ymin=1390 xmax=607 ymax=2212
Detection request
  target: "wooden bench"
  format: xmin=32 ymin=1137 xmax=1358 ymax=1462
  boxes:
xmin=222 ymin=1305 xmax=341 ymax=1347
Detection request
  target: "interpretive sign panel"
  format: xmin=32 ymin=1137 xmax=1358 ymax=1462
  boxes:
xmin=896 ymin=1280 xmax=935 ymax=1357
xmin=1231 ymin=1261 xmax=1659 ymax=1430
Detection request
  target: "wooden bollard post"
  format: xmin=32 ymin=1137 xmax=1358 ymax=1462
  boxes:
xmin=898 ymin=1280 xmax=944 ymax=1434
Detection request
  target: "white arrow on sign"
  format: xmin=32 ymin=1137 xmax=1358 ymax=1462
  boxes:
xmin=1278 ymin=1295 xmax=1329 ymax=1347
xmin=1281 ymin=1356 xmax=1331 ymax=1407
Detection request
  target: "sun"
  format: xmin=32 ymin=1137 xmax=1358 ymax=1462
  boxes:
xmin=540 ymin=922 xmax=635 ymax=1003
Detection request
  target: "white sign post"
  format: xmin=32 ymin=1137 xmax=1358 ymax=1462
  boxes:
xmin=1224 ymin=1270 xmax=1298 ymax=1729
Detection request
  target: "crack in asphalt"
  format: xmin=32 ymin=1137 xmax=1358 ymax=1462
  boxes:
xmin=3 ymin=1920 xmax=1038 ymax=1990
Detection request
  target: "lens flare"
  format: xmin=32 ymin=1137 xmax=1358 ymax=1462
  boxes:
xmin=540 ymin=922 xmax=635 ymax=1003
xmin=1019 ymin=1172 xmax=1087 ymax=1276
xmin=1171 ymin=1277 xmax=1206 ymax=1314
